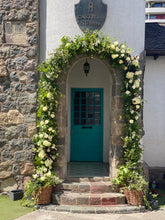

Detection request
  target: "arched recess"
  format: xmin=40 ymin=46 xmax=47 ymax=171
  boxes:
xmin=56 ymin=57 xmax=124 ymax=179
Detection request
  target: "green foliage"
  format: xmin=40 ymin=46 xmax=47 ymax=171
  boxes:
xmin=22 ymin=168 xmax=61 ymax=207
xmin=32 ymin=30 xmax=146 ymax=203
xmin=112 ymin=163 xmax=148 ymax=192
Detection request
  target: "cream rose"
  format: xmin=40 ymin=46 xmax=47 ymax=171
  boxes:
xmin=135 ymin=70 xmax=142 ymax=76
xmin=132 ymin=97 xmax=141 ymax=105
xmin=43 ymin=140 xmax=51 ymax=147
xmin=114 ymin=41 xmax=118 ymax=46
xmin=125 ymin=90 xmax=130 ymax=95
xmin=40 ymin=176 xmax=46 ymax=181
xmin=38 ymin=150 xmax=46 ymax=159
xmin=43 ymin=106 xmax=48 ymax=111
xmin=132 ymin=60 xmax=139 ymax=66
xmin=126 ymin=72 xmax=134 ymax=79
xmin=112 ymin=54 xmax=119 ymax=59
xmin=45 ymin=120 xmax=49 ymax=124
xmin=51 ymin=114 xmax=55 ymax=118
xmin=119 ymin=60 xmax=123 ymax=64
xmin=129 ymin=119 xmax=134 ymax=124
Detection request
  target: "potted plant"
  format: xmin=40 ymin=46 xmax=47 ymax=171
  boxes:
xmin=113 ymin=164 xmax=148 ymax=206
xmin=22 ymin=167 xmax=61 ymax=206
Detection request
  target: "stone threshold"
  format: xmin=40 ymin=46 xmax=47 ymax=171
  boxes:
xmin=37 ymin=204 xmax=146 ymax=214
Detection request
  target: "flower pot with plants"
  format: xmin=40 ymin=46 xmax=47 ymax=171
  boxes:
xmin=113 ymin=164 xmax=148 ymax=206
xmin=22 ymin=167 xmax=61 ymax=206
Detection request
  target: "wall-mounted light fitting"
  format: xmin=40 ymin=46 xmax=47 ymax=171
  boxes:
xmin=83 ymin=59 xmax=90 ymax=76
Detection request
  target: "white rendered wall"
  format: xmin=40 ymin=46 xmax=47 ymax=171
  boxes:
xmin=143 ymin=56 xmax=165 ymax=167
xmin=40 ymin=0 xmax=145 ymax=61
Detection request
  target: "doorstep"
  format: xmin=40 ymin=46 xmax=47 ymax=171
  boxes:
xmin=36 ymin=204 xmax=146 ymax=214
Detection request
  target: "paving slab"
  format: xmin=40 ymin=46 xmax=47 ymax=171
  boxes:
xmin=14 ymin=209 xmax=165 ymax=220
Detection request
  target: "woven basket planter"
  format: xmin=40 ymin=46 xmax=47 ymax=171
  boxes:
xmin=34 ymin=185 xmax=53 ymax=205
xmin=124 ymin=188 xmax=143 ymax=206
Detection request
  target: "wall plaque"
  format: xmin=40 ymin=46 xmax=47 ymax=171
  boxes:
xmin=75 ymin=0 xmax=107 ymax=32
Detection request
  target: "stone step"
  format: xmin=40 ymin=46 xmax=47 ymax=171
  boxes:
xmin=39 ymin=204 xmax=145 ymax=214
xmin=52 ymin=192 xmax=125 ymax=206
xmin=61 ymin=181 xmax=115 ymax=193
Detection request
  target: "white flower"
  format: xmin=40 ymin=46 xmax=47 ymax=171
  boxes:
xmin=43 ymin=168 xmax=47 ymax=173
xmin=121 ymin=49 xmax=125 ymax=54
xmin=124 ymin=67 xmax=128 ymax=71
xmin=121 ymin=44 xmax=125 ymax=49
xmin=43 ymin=106 xmax=48 ymax=111
xmin=51 ymin=114 xmax=55 ymax=118
xmin=114 ymin=41 xmax=118 ymax=46
xmin=126 ymin=72 xmax=134 ymax=79
xmin=43 ymin=140 xmax=51 ymax=147
xmin=129 ymin=79 xmax=133 ymax=84
xmin=132 ymin=60 xmax=139 ymax=66
xmin=133 ymin=79 xmax=140 ymax=89
xmin=130 ymin=110 xmax=134 ymax=114
xmin=135 ymin=116 xmax=139 ymax=120
xmin=45 ymin=159 xmax=53 ymax=168
xmin=112 ymin=54 xmax=119 ymax=59
xmin=132 ymin=97 xmax=141 ymax=105
xmin=40 ymin=176 xmax=46 ymax=181
xmin=38 ymin=150 xmax=46 ymax=159
xmin=127 ymin=49 xmax=131 ymax=54
xmin=139 ymin=87 xmax=142 ymax=91
xmin=40 ymin=121 xmax=44 ymax=126
xmin=121 ymin=54 xmax=125 ymax=57
xmin=44 ymin=133 xmax=49 ymax=138
xmin=33 ymin=174 xmax=38 ymax=179
xmin=136 ymin=105 xmax=140 ymax=109
xmin=126 ymin=57 xmax=130 ymax=62
xmin=115 ymin=47 xmax=120 ymax=52
xmin=48 ymin=127 xmax=53 ymax=131
xmin=46 ymin=171 xmax=51 ymax=177
xmin=129 ymin=119 xmax=134 ymax=124
xmin=45 ymin=120 xmax=49 ymax=124
xmin=47 ymin=93 xmax=52 ymax=99
xmin=110 ymin=44 xmax=115 ymax=50
xmin=119 ymin=60 xmax=123 ymax=64
xmin=125 ymin=90 xmax=130 ymax=95
xmin=132 ymin=132 xmax=136 ymax=138
xmin=39 ymin=134 xmax=43 ymax=138
xmin=135 ymin=70 xmax=142 ymax=76
xmin=52 ymin=144 xmax=55 ymax=149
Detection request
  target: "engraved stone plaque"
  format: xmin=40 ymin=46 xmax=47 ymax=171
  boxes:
xmin=75 ymin=0 xmax=107 ymax=32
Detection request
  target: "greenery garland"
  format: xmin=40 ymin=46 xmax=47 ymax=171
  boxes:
xmin=32 ymin=31 xmax=144 ymax=184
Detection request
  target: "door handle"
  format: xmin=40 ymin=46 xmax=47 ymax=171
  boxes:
xmin=82 ymin=126 xmax=92 ymax=129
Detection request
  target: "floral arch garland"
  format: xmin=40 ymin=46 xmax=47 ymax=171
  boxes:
xmin=33 ymin=31 xmax=143 ymax=181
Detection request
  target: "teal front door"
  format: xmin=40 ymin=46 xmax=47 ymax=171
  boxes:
xmin=71 ymin=88 xmax=103 ymax=162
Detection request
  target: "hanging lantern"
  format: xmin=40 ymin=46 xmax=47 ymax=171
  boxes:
xmin=83 ymin=59 xmax=90 ymax=76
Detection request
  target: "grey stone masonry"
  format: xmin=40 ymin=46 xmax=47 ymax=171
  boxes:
xmin=0 ymin=0 xmax=39 ymax=192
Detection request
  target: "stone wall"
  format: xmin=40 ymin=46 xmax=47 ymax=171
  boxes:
xmin=0 ymin=0 xmax=39 ymax=192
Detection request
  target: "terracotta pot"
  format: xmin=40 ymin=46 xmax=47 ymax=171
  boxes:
xmin=124 ymin=188 xmax=143 ymax=206
xmin=34 ymin=185 xmax=53 ymax=205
